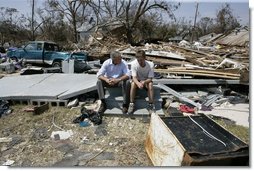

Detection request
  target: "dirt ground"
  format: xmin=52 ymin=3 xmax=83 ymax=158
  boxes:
xmin=0 ymin=102 xmax=250 ymax=167
xmin=0 ymin=75 xmax=249 ymax=167
xmin=0 ymin=104 xmax=153 ymax=167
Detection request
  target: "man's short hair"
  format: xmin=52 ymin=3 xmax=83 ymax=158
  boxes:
xmin=110 ymin=51 xmax=121 ymax=59
xmin=136 ymin=50 xmax=146 ymax=58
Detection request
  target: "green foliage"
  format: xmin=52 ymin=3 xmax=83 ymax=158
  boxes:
xmin=0 ymin=1 xmax=243 ymax=47
xmin=215 ymin=3 xmax=240 ymax=33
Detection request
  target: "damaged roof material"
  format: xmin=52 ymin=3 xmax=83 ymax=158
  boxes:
xmin=215 ymin=27 xmax=249 ymax=47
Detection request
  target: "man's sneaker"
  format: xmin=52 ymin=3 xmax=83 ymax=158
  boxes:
xmin=147 ymin=103 xmax=155 ymax=115
xmin=98 ymin=100 xmax=106 ymax=114
xmin=127 ymin=103 xmax=135 ymax=115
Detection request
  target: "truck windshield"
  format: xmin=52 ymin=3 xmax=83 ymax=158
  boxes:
xmin=25 ymin=43 xmax=37 ymax=50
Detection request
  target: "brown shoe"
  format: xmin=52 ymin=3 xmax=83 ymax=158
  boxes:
xmin=122 ymin=107 xmax=128 ymax=114
xmin=122 ymin=104 xmax=128 ymax=114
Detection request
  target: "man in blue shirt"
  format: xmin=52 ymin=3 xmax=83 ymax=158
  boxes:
xmin=96 ymin=51 xmax=130 ymax=114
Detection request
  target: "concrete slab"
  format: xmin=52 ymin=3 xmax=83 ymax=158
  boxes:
xmin=103 ymin=85 xmax=164 ymax=116
xmin=105 ymin=98 xmax=162 ymax=110
xmin=0 ymin=73 xmax=97 ymax=100
xmin=104 ymin=107 xmax=164 ymax=116
xmin=200 ymin=103 xmax=249 ymax=128
xmin=57 ymin=74 xmax=97 ymax=99
xmin=0 ymin=74 xmax=52 ymax=99
xmin=105 ymin=87 xmax=161 ymax=99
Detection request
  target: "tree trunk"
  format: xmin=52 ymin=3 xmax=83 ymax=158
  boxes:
xmin=73 ymin=21 xmax=78 ymax=43
xmin=126 ymin=28 xmax=134 ymax=45
xmin=71 ymin=13 xmax=78 ymax=43
xmin=31 ymin=0 xmax=35 ymax=41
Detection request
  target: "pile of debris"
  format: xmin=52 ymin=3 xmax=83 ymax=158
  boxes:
xmin=78 ymin=26 xmax=249 ymax=82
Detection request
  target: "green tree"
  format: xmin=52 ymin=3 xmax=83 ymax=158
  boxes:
xmin=46 ymin=0 xmax=89 ymax=43
xmin=87 ymin=0 xmax=179 ymax=45
xmin=36 ymin=6 xmax=71 ymax=45
xmin=0 ymin=7 xmax=30 ymax=46
xmin=123 ymin=0 xmax=179 ymax=45
xmin=215 ymin=3 xmax=240 ymax=33
xmin=197 ymin=17 xmax=214 ymax=35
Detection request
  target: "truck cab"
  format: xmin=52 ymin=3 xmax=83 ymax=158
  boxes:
xmin=7 ymin=41 xmax=69 ymax=67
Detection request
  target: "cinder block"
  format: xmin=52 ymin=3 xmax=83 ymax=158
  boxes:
xmin=30 ymin=99 xmax=68 ymax=107
xmin=11 ymin=100 xmax=29 ymax=105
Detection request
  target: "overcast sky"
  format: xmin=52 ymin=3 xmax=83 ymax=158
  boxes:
xmin=0 ymin=0 xmax=250 ymax=25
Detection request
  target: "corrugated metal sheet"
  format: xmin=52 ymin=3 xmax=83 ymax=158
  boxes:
xmin=215 ymin=29 xmax=249 ymax=46
xmin=205 ymin=33 xmax=224 ymax=43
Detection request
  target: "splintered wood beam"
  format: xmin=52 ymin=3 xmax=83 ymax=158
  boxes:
xmin=155 ymin=69 xmax=240 ymax=77
xmin=155 ymin=69 xmax=240 ymax=79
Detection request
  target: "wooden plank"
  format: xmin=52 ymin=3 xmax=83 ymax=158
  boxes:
xmin=0 ymin=137 xmax=12 ymax=143
xmin=155 ymin=69 xmax=240 ymax=77
xmin=171 ymin=44 xmax=222 ymax=61
xmin=158 ymin=71 xmax=239 ymax=79
xmin=147 ymin=57 xmax=189 ymax=66
xmin=157 ymin=83 xmax=201 ymax=108
xmin=184 ymin=56 xmax=207 ymax=66
xmin=121 ymin=48 xmax=186 ymax=60
xmin=33 ymin=103 xmax=49 ymax=115
xmin=155 ymin=70 xmax=239 ymax=79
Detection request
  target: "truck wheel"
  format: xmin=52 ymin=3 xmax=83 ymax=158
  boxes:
xmin=52 ymin=61 xmax=61 ymax=68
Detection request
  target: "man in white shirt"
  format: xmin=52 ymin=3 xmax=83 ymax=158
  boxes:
xmin=128 ymin=50 xmax=155 ymax=115
xmin=97 ymin=51 xmax=130 ymax=114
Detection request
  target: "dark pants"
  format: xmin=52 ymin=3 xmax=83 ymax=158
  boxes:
xmin=96 ymin=79 xmax=130 ymax=106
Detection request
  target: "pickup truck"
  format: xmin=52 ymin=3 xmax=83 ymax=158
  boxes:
xmin=7 ymin=41 xmax=70 ymax=67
